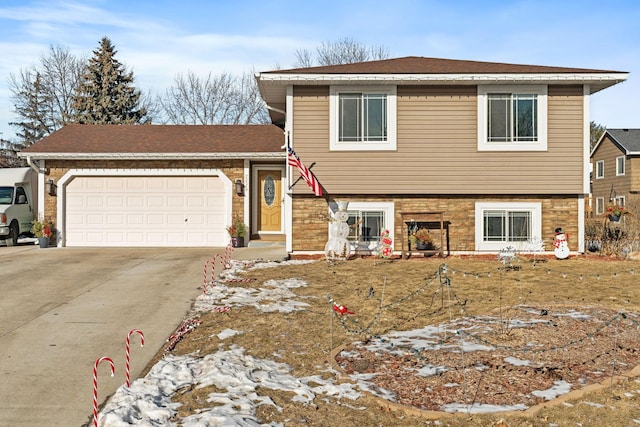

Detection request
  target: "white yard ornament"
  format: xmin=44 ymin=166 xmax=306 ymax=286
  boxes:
xmin=324 ymin=201 xmax=351 ymax=262
xmin=553 ymin=228 xmax=570 ymax=259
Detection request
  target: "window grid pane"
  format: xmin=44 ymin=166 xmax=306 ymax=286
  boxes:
xmin=339 ymin=93 xmax=387 ymax=143
xmin=339 ymin=94 xmax=361 ymax=142
xmin=488 ymin=93 xmax=537 ymax=143
xmin=363 ymin=94 xmax=387 ymax=141
xmin=346 ymin=210 xmax=385 ymax=242
xmin=488 ymin=94 xmax=510 ymax=142
xmin=513 ymin=95 xmax=537 ymax=142
xmin=484 ymin=209 xmax=531 ymax=242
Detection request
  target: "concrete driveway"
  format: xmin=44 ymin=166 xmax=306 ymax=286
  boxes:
xmin=0 ymin=244 xmax=285 ymax=426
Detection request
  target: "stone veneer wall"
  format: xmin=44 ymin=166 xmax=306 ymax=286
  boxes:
xmin=292 ymin=195 xmax=580 ymax=253
xmin=42 ymin=159 xmax=246 ymax=235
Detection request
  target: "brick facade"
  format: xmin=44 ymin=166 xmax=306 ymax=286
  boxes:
xmin=292 ymin=195 xmax=579 ymax=253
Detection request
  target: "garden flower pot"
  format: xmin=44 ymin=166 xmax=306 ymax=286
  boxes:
xmin=232 ymin=237 xmax=244 ymax=248
xmin=38 ymin=237 xmax=49 ymax=248
xmin=608 ymin=214 xmax=621 ymax=222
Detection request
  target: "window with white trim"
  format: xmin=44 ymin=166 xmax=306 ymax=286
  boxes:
xmin=330 ymin=86 xmax=397 ymax=151
xmin=616 ymin=156 xmax=625 ymax=176
xmin=478 ymin=85 xmax=547 ymax=151
xmin=331 ymin=202 xmax=394 ymax=251
xmin=475 ymin=202 xmax=542 ymax=251
xmin=595 ymin=160 xmax=604 ymax=179
xmin=595 ymin=197 xmax=605 ymax=216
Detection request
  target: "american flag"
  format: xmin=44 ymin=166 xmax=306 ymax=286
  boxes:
xmin=287 ymin=145 xmax=323 ymax=197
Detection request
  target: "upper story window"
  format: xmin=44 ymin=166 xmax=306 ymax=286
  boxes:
xmin=478 ymin=85 xmax=547 ymax=151
xmin=595 ymin=160 xmax=604 ymax=179
xmin=616 ymin=156 xmax=625 ymax=176
xmin=330 ymin=86 xmax=397 ymax=151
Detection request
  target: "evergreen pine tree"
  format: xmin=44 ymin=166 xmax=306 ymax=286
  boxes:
xmin=9 ymin=71 xmax=54 ymax=146
xmin=71 ymin=37 xmax=147 ymax=124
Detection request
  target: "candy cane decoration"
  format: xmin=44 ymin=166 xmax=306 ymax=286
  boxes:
xmin=125 ymin=329 xmax=144 ymax=388
xmin=224 ymin=243 xmax=234 ymax=269
xmin=93 ymin=357 xmax=115 ymax=427
xmin=203 ymin=258 xmax=214 ymax=294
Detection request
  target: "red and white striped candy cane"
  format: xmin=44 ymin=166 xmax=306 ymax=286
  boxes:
xmin=203 ymin=259 xmax=213 ymax=294
xmin=93 ymin=356 xmax=115 ymax=427
xmin=224 ymin=243 xmax=234 ymax=268
xmin=125 ymin=329 xmax=144 ymax=388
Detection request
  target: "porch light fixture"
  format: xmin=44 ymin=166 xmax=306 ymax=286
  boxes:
xmin=46 ymin=179 xmax=57 ymax=197
xmin=234 ymin=179 xmax=245 ymax=196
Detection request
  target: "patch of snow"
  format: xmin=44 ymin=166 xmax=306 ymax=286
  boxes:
xmin=217 ymin=328 xmax=241 ymax=339
xmin=504 ymin=356 xmax=532 ymax=367
xmin=417 ymin=365 xmax=449 ymax=377
xmin=531 ymin=380 xmax=572 ymax=400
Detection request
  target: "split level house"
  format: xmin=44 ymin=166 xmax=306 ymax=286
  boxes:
xmin=591 ymin=128 xmax=640 ymax=217
xmin=20 ymin=56 xmax=628 ymax=255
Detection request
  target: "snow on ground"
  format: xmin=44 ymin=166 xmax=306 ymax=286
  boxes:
xmin=98 ymin=259 xmax=624 ymax=425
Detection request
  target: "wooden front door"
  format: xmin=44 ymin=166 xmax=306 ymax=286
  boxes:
xmin=257 ymin=169 xmax=282 ymax=232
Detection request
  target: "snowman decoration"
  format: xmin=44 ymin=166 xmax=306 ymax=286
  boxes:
xmin=324 ymin=202 xmax=352 ymax=262
xmin=553 ymin=227 xmax=570 ymax=259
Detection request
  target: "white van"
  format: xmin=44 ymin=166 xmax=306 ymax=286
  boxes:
xmin=0 ymin=168 xmax=38 ymax=246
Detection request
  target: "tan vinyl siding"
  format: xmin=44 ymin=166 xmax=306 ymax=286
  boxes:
xmin=291 ymin=84 xmax=585 ymax=195
xmin=591 ymin=135 xmax=635 ymax=208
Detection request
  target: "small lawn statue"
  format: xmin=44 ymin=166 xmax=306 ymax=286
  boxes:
xmin=553 ymin=227 xmax=570 ymax=259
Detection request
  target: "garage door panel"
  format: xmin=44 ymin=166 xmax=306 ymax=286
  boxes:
xmin=66 ymin=175 xmax=227 ymax=247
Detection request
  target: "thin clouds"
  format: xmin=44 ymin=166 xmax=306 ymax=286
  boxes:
xmin=0 ymin=0 xmax=639 ymax=138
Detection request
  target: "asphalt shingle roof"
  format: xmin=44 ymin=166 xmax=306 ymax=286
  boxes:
xmin=265 ymin=56 xmax=623 ymax=75
xmin=607 ymin=129 xmax=640 ymax=153
xmin=21 ymin=124 xmax=284 ymax=154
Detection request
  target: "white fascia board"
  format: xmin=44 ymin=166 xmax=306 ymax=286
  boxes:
xmin=17 ymin=152 xmax=285 ymax=160
xmin=258 ymin=72 xmax=628 ymax=86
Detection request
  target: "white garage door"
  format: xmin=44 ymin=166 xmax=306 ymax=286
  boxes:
xmin=65 ymin=176 xmax=228 ymax=247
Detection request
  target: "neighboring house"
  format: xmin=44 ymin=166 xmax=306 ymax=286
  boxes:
xmin=255 ymin=56 xmax=627 ymax=254
xmin=590 ymin=129 xmax=640 ymax=217
xmin=19 ymin=56 xmax=628 ymax=254
xmin=19 ymin=124 xmax=285 ymax=247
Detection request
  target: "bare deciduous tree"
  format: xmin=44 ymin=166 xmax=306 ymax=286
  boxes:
xmin=293 ymin=37 xmax=390 ymax=68
xmin=8 ymin=45 xmax=84 ymax=146
xmin=158 ymin=70 xmax=269 ymax=125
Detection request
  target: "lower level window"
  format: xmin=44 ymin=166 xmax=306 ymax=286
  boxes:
xmin=483 ymin=210 xmax=531 ymax=242
xmin=475 ymin=202 xmax=541 ymax=251
xmin=347 ymin=210 xmax=385 ymax=242
xmin=332 ymin=202 xmax=394 ymax=251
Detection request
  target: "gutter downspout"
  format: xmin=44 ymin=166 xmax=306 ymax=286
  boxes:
xmin=25 ymin=155 xmax=43 ymax=174
xmin=265 ymin=104 xmax=286 ymax=116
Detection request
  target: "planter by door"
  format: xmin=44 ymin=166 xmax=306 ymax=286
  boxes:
xmin=416 ymin=241 xmax=429 ymax=250
xmin=608 ymin=214 xmax=621 ymax=222
xmin=232 ymin=237 xmax=244 ymax=248
xmin=38 ymin=237 xmax=49 ymax=248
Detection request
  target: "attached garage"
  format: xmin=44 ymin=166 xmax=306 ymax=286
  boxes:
xmin=19 ymin=124 xmax=287 ymax=248
xmin=59 ymin=170 xmax=231 ymax=247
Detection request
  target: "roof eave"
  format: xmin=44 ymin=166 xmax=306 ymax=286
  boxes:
xmin=257 ymin=72 xmax=628 ymax=103
xmin=18 ymin=152 xmax=286 ymax=160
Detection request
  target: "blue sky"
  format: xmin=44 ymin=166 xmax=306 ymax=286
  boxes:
xmin=1 ymin=0 xmax=639 ymax=140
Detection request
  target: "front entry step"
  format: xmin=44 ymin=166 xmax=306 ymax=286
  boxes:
xmin=247 ymin=240 xmax=285 ymax=248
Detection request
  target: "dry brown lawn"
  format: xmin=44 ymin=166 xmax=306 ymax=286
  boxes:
xmin=145 ymin=254 xmax=640 ymax=426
